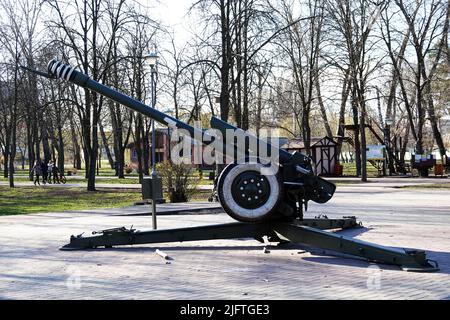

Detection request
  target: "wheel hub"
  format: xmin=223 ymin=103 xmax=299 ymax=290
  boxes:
xmin=231 ymin=171 xmax=271 ymax=209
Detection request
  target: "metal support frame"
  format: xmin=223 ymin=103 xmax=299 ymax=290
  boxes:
xmin=61 ymin=216 xmax=438 ymax=272
xmin=272 ymin=223 xmax=438 ymax=272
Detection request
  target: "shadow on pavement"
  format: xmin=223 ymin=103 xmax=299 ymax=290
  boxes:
xmin=301 ymin=248 xmax=450 ymax=274
xmin=336 ymin=226 xmax=373 ymax=237
xmin=82 ymin=244 xmax=268 ymax=253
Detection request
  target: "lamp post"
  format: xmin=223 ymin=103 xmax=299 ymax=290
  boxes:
xmin=384 ymin=115 xmax=393 ymax=176
xmin=147 ymin=53 xmax=158 ymax=175
xmin=146 ymin=52 xmax=159 ymax=229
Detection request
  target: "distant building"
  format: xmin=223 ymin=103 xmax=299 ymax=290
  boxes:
xmin=125 ymin=128 xmax=170 ymax=169
xmin=125 ymin=128 xmax=289 ymax=169
xmin=125 ymin=131 xmax=338 ymax=176
xmin=281 ymin=136 xmax=338 ymax=176
xmin=125 ymin=128 xmax=214 ymax=170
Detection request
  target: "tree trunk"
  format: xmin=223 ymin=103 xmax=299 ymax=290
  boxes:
xmin=9 ymin=61 xmax=19 ymax=188
xmin=336 ymin=70 xmax=351 ymax=162
xmin=87 ymin=104 xmax=99 ymax=191
xmin=3 ymin=141 xmax=9 ymax=178
xmin=99 ymin=122 xmax=115 ymax=169
xmin=399 ymin=125 xmax=410 ymax=173
xmin=220 ymin=0 xmax=231 ymax=122
xmin=135 ymin=114 xmax=144 ymax=183
xmin=351 ymin=94 xmax=362 ymax=176
xmin=359 ymin=96 xmax=367 ymax=182
xmin=70 ymin=117 xmax=82 ymax=170
xmin=9 ymin=128 xmax=16 ymax=188
xmin=256 ymin=71 xmax=263 ymax=138
xmin=315 ymin=78 xmax=333 ymax=137
xmin=301 ymin=107 xmax=312 ymax=156
xmin=426 ymin=90 xmax=446 ymax=160
xmin=41 ymin=120 xmax=51 ymax=163
xmin=34 ymin=113 xmax=40 ymax=163
xmin=26 ymin=115 xmax=35 ymax=181
xmin=57 ymin=124 xmax=65 ymax=174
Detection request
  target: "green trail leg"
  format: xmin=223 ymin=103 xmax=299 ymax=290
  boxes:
xmin=272 ymin=223 xmax=439 ymax=272
xmin=60 ymin=222 xmax=270 ymax=251
xmin=297 ymin=216 xmax=360 ymax=230
xmin=60 ymin=217 xmax=439 ymax=272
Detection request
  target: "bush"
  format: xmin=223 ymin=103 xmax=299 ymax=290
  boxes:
xmin=67 ymin=168 xmax=78 ymax=176
xmin=156 ymin=161 xmax=199 ymax=203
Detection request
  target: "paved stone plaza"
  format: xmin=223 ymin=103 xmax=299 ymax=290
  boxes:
xmin=0 ymin=179 xmax=449 ymax=299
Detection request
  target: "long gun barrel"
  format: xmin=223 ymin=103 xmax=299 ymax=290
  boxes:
xmin=46 ymin=60 xmax=297 ymax=163
xmin=47 ymin=59 xmax=200 ymax=138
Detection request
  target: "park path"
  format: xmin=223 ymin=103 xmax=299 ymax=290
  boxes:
xmin=0 ymin=183 xmax=449 ymax=299
xmin=0 ymin=180 xmax=213 ymax=190
xmin=1 ymin=176 xmax=449 ymax=190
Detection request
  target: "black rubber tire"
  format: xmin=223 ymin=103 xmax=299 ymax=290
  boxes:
xmin=217 ymin=162 xmax=283 ymax=222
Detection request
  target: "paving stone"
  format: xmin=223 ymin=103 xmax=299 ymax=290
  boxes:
xmin=0 ymin=182 xmax=449 ymax=299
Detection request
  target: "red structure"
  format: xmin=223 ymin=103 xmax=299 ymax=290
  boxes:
xmin=126 ymin=128 xmax=214 ymax=170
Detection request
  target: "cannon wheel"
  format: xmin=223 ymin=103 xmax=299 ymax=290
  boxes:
xmin=217 ymin=162 xmax=283 ymax=222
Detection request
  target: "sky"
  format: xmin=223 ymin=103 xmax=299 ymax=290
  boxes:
xmin=140 ymin=0 xmax=193 ymax=45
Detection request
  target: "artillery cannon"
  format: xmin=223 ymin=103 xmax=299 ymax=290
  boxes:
xmin=45 ymin=59 xmax=336 ymax=223
xmin=20 ymin=59 xmax=438 ymax=272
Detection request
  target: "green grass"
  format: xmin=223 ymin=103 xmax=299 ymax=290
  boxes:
xmin=0 ymin=184 xmax=212 ymax=216
xmin=0 ymin=186 xmax=143 ymax=216
xmin=188 ymin=190 xmax=212 ymax=202
xmin=333 ymin=180 xmax=366 ymax=185
xmin=342 ymin=162 xmax=382 ymax=177
xmin=9 ymin=165 xmax=137 ymax=177
xmin=0 ymin=175 xmax=136 ymax=184
xmin=0 ymin=174 xmax=214 ymax=185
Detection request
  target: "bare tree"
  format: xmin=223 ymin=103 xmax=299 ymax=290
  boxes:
xmin=271 ymin=0 xmax=327 ymax=154
xmin=47 ymin=0 xmax=143 ymax=189
xmin=0 ymin=0 xmax=45 ymax=186
xmin=159 ymin=33 xmax=188 ymax=120
xmin=124 ymin=13 xmax=157 ymax=182
xmin=395 ymin=0 xmax=448 ymax=163
xmin=325 ymin=0 xmax=387 ymax=181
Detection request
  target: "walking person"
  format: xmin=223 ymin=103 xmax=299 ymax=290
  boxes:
xmin=47 ymin=161 xmax=54 ymax=184
xmin=32 ymin=160 xmax=42 ymax=186
xmin=52 ymin=164 xmax=60 ymax=184
xmin=41 ymin=161 xmax=48 ymax=184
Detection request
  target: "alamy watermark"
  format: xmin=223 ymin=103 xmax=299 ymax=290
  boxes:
xmin=366 ymin=264 xmax=381 ymax=290
xmin=66 ymin=266 xmax=82 ymax=290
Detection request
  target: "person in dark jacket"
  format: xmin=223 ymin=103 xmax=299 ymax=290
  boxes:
xmin=47 ymin=161 xmax=54 ymax=184
xmin=32 ymin=160 xmax=43 ymax=186
xmin=41 ymin=161 xmax=48 ymax=184
xmin=52 ymin=165 xmax=60 ymax=184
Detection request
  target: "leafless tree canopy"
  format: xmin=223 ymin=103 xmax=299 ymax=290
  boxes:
xmin=0 ymin=0 xmax=448 ymax=186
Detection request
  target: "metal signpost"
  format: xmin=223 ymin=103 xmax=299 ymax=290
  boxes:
xmin=367 ymin=145 xmax=387 ymax=176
